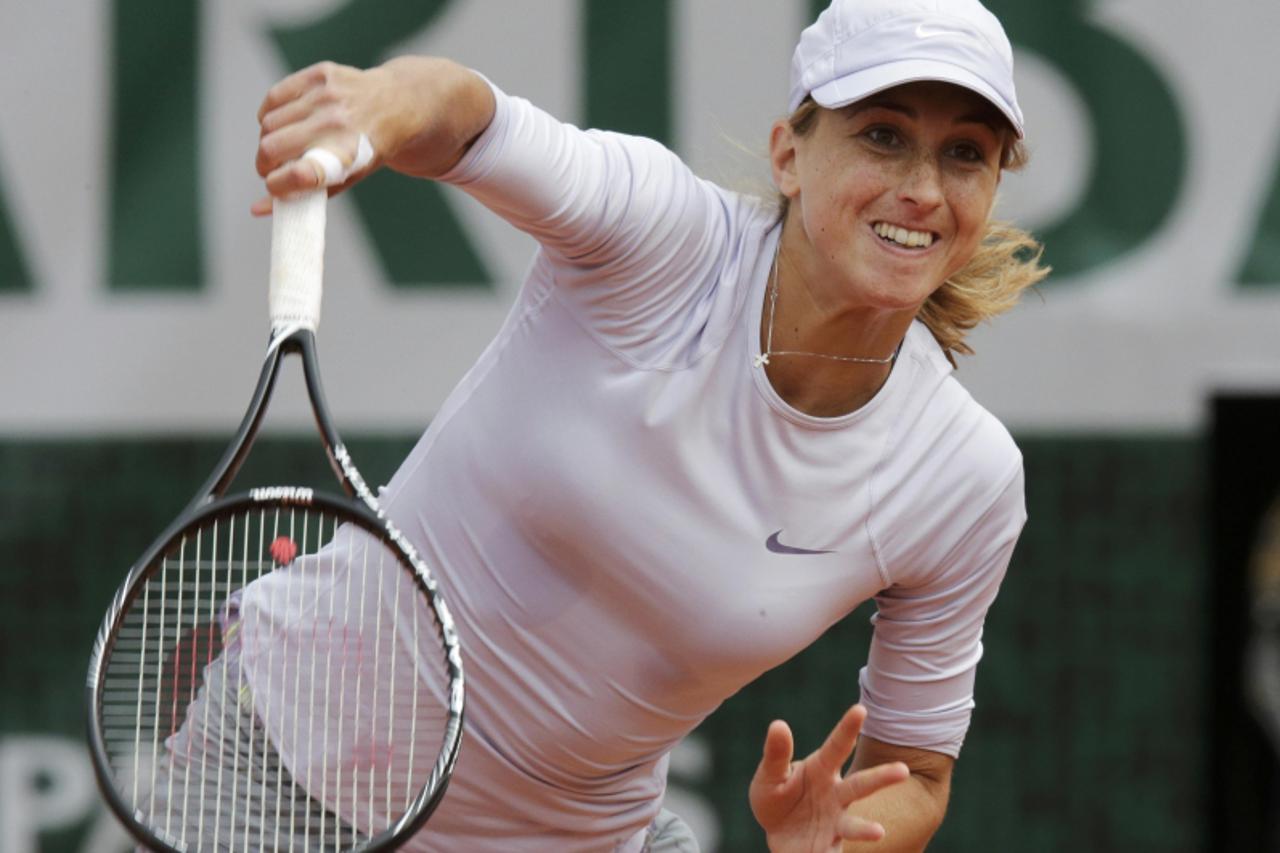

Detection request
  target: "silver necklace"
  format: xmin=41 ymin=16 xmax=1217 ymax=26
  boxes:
xmin=752 ymin=243 xmax=900 ymax=369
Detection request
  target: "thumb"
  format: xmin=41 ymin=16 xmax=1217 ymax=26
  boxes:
xmin=755 ymin=719 xmax=795 ymax=786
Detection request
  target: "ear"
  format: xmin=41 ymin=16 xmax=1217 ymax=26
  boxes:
xmin=769 ymin=119 xmax=801 ymax=200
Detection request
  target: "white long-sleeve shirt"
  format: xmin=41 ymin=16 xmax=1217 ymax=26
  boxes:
xmin=238 ymin=81 xmax=1026 ymax=852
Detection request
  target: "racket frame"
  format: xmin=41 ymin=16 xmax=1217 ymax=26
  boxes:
xmin=86 ymin=325 xmax=465 ymax=852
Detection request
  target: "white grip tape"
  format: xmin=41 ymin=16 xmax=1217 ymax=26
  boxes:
xmin=269 ymin=188 xmax=325 ymax=331
xmin=306 ymin=134 xmax=374 ymax=186
xmin=267 ymin=139 xmax=372 ymax=332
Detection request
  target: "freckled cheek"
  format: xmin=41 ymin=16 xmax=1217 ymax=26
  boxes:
xmin=946 ymin=180 xmax=996 ymax=243
xmin=812 ymin=167 xmax=890 ymax=230
xmin=938 ymin=192 xmax=992 ymax=278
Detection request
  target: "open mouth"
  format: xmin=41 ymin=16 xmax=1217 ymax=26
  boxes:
xmin=872 ymin=221 xmax=937 ymax=249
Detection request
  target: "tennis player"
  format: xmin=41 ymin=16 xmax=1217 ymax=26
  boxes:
xmin=250 ymin=0 xmax=1046 ymax=849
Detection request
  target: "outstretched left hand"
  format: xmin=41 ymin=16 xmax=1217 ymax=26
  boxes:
xmin=748 ymin=704 xmax=910 ymax=852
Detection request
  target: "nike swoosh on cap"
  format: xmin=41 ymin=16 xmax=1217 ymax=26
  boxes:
xmin=915 ymin=22 xmax=957 ymax=39
xmin=765 ymin=530 xmax=834 ymax=556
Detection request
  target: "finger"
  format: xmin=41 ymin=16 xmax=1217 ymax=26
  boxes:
xmin=257 ymin=113 xmax=341 ymax=179
xmin=261 ymin=136 xmax=373 ymax=201
xmin=837 ymin=814 xmax=887 ymax=843
xmin=754 ymin=720 xmax=795 ymax=786
xmin=259 ymin=86 xmax=325 ymax=137
xmin=264 ymin=158 xmax=328 ymax=199
xmin=814 ymin=704 xmax=866 ymax=775
xmin=839 ymin=761 xmax=910 ymax=806
xmin=251 ymin=178 xmax=352 ymax=217
xmin=257 ymin=61 xmax=336 ymax=123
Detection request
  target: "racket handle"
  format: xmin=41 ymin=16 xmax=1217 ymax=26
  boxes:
xmin=269 ymin=185 xmax=326 ymax=332
xmin=269 ymin=137 xmax=373 ymax=333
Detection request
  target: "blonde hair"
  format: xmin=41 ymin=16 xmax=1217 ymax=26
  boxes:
xmin=782 ymin=98 xmax=1049 ymax=366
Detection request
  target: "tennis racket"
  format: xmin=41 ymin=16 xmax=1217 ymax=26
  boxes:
xmin=86 ymin=146 xmax=464 ymax=852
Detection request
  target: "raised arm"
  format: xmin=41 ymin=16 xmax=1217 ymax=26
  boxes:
xmin=252 ymin=57 xmax=494 ymax=214
xmin=252 ymin=55 xmax=734 ymax=364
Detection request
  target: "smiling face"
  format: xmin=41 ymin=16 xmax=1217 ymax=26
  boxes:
xmin=770 ymin=81 xmax=1008 ymax=316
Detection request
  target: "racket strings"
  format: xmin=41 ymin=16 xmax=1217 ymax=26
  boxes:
xmin=99 ymin=503 xmax=451 ymax=852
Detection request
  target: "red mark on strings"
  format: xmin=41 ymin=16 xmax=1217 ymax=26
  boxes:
xmin=269 ymin=536 xmax=298 ymax=566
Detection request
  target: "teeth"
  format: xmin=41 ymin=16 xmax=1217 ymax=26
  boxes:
xmin=874 ymin=222 xmax=933 ymax=248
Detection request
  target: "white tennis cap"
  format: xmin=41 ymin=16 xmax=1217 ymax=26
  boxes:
xmin=788 ymin=0 xmax=1024 ymax=137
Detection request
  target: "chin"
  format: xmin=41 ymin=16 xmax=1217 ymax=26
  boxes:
xmin=845 ymin=257 xmax=947 ymax=308
xmin=861 ymin=282 xmax=940 ymax=314
xmin=877 ymin=298 xmax=932 ymax=317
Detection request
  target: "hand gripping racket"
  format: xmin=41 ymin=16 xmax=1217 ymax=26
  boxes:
xmin=86 ymin=146 xmax=464 ymax=852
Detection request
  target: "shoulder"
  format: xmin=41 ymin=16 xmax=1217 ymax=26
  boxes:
xmin=892 ymin=322 xmax=1021 ymax=482
xmin=870 ymin=323 xmax=1025 ymax=584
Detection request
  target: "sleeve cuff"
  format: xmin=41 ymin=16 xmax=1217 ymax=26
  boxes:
xmin=437 ymin=71 xmax=509 ymax=187
xmin=857 ymin=666 xmax=974 ymax=759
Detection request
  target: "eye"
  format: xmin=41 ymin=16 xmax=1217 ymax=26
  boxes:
xmin=862 ymin=126 xmax=903 ymax=148
xmin=947 ymin=141 xmax=988 ymax=163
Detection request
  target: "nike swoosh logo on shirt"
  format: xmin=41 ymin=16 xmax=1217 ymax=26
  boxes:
xmin=765 ymin=530 xmax=834 ymax=555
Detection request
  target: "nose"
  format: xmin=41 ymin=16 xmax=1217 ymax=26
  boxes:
xmin=897 ymin=153 xmax=944 ymax=212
